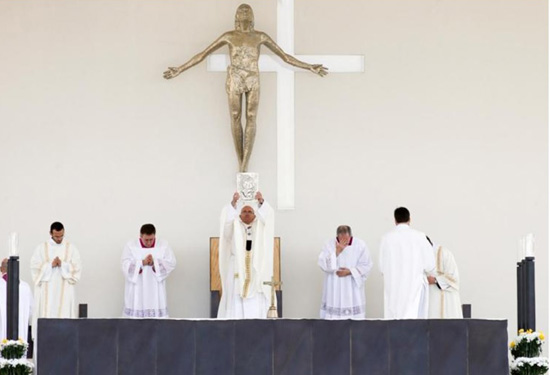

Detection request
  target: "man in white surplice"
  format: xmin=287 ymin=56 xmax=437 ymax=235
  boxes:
xmin=379 ymin=207 xmax=435 ymax=319
xmin=318 ymin=225 xmax=373 ymax=320
xmin=426 ymin=237 xmax=463 ymax=319
xmin=0 ymin=259 xmax=33 ymax=343
xmin=122 ymin=224 xmax=176 ymax=318
xmin=218 ymin=191 xmax=274 ymax=319
xmin=31 ymin=221 xmax=81 ymax=337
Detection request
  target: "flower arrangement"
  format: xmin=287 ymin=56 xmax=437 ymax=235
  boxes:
xmin=510 ymin=329 xmax=548 ymax=375
xmin=0 ymin=339 xmax=33 ymax=375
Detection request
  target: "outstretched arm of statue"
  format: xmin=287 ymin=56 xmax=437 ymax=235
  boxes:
xmin=163 ymin=34 xmax=228 ymax=79
xmin=262 ymin=33 xmax=328 ymax=77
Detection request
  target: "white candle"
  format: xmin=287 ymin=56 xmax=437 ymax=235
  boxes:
xmin=8 ymin=232 xmax=18 ymax=257
xmin=525 ymin=233 xmax=535 ymax=257
xmin=517 ymin=238 xmax=525 ymax=262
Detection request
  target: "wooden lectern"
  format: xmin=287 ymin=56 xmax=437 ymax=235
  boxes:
xmin=210 ymin=237 xmax=282 ymax=318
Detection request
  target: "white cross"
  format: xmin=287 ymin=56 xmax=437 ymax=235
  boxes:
xmin=207 ymin=0 xmax=364 ymax=210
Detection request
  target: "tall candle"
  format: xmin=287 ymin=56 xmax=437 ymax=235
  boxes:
xmin=8 ymin=232 xmax=18 ymax=257
xmin=525 ymin=233 xmax=535 ymax=257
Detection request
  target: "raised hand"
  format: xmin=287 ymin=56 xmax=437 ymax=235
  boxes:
xmin=336 ymin=239 xmax=348 ymax=256
xmin=163 ymin=67 xmax=182 ymax=80
xmin=231 ymin=192 xmax=240 ymax=208
xmin=310 ymin=64 xmax=328 ymax=77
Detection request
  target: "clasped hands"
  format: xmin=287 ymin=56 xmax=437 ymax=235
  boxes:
xmin=51 ymin=257 xmax=62 ymax=268
xmin=142 ymin=254 xmax=154 ymax=266
xmin=336 ymin=267 xmax=351 ymax=277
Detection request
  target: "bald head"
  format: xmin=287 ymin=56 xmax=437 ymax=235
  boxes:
xmin=239 ymin=205 xmax=256 ymax=225
xmin=1 ymin=258 xmax=7 ymax=275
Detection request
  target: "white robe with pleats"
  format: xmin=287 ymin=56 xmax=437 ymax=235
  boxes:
xmin=318 ymin=237 xmax=373 ymax=320
xmin=121 ymin=239 xmax=176 ymax=318
xmin=379 ymin=224 xmax=435 ymax=319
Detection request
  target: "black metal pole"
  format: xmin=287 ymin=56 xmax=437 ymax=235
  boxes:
xmin=7 ymin=256 xmax=19 ymax=340
xmin=517 ymin=262 xmax=522 ymax=331
xmin=525 ymin=256 xmax=536 ymax=330
xmin=521 ymin=259 xmax=528 ymax=330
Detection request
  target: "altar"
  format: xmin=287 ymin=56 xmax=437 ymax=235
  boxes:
xmin=37 ymin=318 xmax=509 ymax=375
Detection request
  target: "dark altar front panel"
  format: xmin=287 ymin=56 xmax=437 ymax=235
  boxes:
xmin=37 ymin=318 xmax=509 ymax=375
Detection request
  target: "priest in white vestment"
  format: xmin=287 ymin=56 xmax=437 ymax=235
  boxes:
xmin=121 ymin=223 xmax=176 ymax=318
xmin=30 ymin=222 xmax=82 ymax=338
xmin=426 ymin=238 xmax=463 ymax=319
xmin=218 ymin=191 xmax=275 ymax=319
xmin=318 ymin=225 xmax=373 ymax=320
xmin=379 ymin=207 xmax=435 ymax=319
xmin=0 ymin=259 xmax=33 ymax=343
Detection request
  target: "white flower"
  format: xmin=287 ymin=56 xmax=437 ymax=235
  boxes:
xmin=511 ymin=330 xmax=546 ymax=347
xmin=510 ymin=356 xmax=549 ymax=370
xmin=0 ymin=339 xmax=28 ymax=351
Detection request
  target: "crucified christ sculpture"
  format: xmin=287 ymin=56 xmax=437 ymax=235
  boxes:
xmin=163 ymin=3 xmax=328 ymax=172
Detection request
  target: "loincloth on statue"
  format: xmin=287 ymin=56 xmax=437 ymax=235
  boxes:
xmin=226 ymin=66 xmax=259 ymax=95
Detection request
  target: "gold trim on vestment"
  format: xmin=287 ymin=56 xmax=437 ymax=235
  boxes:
xmin=436 ymin=246 xmax=443 ymax=275
xmin=445 ymin=275 xmax=457 ymax=284
xmin=436 ymin=246 xmax=457 ymax=284
xmin=57 ymin=243 xmax=70 ymax=317
xmin=440 ymin=286 xmax=445 ymax=318
xmin=43 ymin=242 xmax=50 ymax=317
xmin=242 ymin=252 xmax=251 ymax=298
xmin=437 ymin=246 xmax=445 ymax=318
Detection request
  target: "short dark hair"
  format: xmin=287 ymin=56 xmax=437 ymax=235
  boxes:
xmin=50 ymin=222 xmax=64 ymax=232
xmin=140 ymin=224 xmax=156 ymax=235
xmin=394 ymin=207 xmax=410 ymax=223
xmin=336 ymin=225 xmax=352 ymax=236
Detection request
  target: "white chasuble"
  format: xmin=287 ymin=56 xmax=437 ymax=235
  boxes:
xmin=121 ymin=239 xmax=176 ymax=318
xmin=218 ymin=201 xmax=275 ymax=319
xmin=318 ymin=237 xmax=373 ymax=320
xmin=379 ymin=224 xmax=435 ymax=319
xmin=0 ymin=278 xmax=33 ymax=342
xmin=31 ymin=239 xmax=82 ymax=337
xmin=428 ymin=246 xmax=463 ymax=319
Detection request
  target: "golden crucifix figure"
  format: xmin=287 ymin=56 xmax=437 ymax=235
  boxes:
xmin=163 ymin=4 xmax=328 ymax=172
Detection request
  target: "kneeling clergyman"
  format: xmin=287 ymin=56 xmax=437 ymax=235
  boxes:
xmin=218 ymin=191 xmax=275 ymax=319
xmin=121 ymin=224 xmax=176 ymax=318
xmin=426 ymin=237 xmax=463 ymax=319
xmin=318 ymin=225 xmax=373 ymax=320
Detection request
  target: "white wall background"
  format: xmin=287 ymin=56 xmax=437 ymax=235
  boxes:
xmin=0 ymin=0 xmax=547 ymax=343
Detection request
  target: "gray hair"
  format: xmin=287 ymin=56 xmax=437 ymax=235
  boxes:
xmin=336 ymin=225 xmax=352 ymax=236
